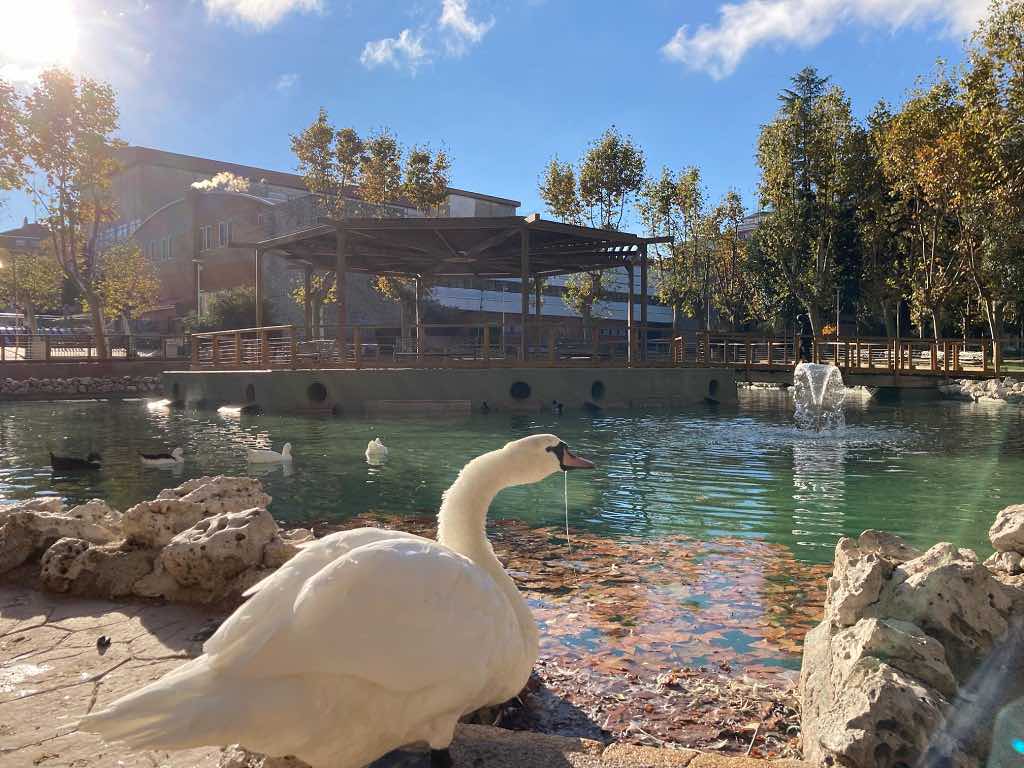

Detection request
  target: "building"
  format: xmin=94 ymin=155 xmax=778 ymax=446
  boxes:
xmin=0 ymin=218 xmax=47 ymax=253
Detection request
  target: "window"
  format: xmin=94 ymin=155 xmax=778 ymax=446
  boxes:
xmin=218 ymin=221 xmax=231 ymax=247
xmin=257 ymin=213 xmax=265 ymax=226
xmin=148 ymin=240 xmax=157 ymax=261
xmin=200 ymin=225 xmax=212 ymax=251
xmin=159 ymin=237 xmax=172 ymax=262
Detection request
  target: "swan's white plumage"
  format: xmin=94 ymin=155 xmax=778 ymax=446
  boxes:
xmin=80 ymin=434 xmax=582 ymax=768
xmin=247 ymin=442 xmax=291 ymax=464
xmin=365 ymin=437 xmax=388 ymax=463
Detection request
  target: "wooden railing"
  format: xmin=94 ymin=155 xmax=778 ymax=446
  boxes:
xmin=188 ymin=326 xmax=1004 ymax=376
xmin=689 ymin=333 xmax=1003 ymax=375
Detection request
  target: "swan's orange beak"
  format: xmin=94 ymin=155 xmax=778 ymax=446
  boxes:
xmin=561 ymin=447 xmax=595 ymax=470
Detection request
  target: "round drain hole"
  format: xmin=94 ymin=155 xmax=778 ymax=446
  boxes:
xmin=307 ymin=382 xmax=328 ymax=402
xmin=509 ymin=381 xmax=531 ymax=400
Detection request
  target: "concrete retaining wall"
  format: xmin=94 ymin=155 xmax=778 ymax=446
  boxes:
xmin=162 ymin=366 xmax=737 ymax=415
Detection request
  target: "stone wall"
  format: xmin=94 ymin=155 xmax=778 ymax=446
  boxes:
xmin=800 ymin=507 xmax=1024 ymax=767
xmin=0 ymin=375 xmax=163 ymax=399
xmin=939 ymin=377 xmax=1023 ymax=403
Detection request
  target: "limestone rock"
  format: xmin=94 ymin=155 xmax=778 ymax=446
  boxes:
xmin=826 ymin=536 xmax=893 ymax=627
xmin=220 ymin=745 xmax=308 ymax=768
xmin=878 ymin=542 xmax=1014 ymax=681
xmin=3 ymin=509 xmax=119 ymax=546
xmin=984 ymin=550 xmax=1023 ymax=575
xmin=122 ymin=498 xmax=206 ymax=548
xmin=989 ymin=504 xmax=1024 ymax=553
xmin=66 ymin=499 xmax=123 ymax=530
xmin=262 ymin=528 xmax=314 ymax=568
xmin=40 ymin=538 xmax=156 ymax=598
xmin=179 ymin=476 xmax=271 ymax=516
xmin=157 ymin=476 xmax=217 ymax=500
xmin=0 ymin=516 xmax=37 ymax=574
xmin=831 ymin=618 xmax=957 ymax=698
xmin=856 ymin=529 xmax=922 ymax=564
xmin=161 ymin=508 xmax=278 ymax=599
xmin=0 ymin=497 xmax=65 ymax=517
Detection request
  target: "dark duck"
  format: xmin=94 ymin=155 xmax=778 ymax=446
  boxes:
xmin=50 ymin=452 xmax=102 ymax=471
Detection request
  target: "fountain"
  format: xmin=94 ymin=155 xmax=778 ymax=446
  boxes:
xmin=793 ymin=362 xmax=846 ymax=431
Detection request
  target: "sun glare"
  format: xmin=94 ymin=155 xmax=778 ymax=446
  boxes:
xmin=0 ymin=0 xmax=78 ymax=80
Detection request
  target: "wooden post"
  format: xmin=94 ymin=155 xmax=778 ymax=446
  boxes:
xmin=703 ymin=332 xmax=710 ymax=366
xmin=982 ymin=343 xmax=989 ymax=372
xmin=353 ymin=326 xmax=361 ymax=369
xmin=640 ymin=245 xmax=649 ymax=361
xmin=211 ymin=334 xmax=220 ymax=368
xmin=520 ymin=228 xmax=530 ymax=362
xmin=930 ymin=342 xmax=938 ymax=372
xmin=745 ymin=340 xmax=752 ymax=369
xmin=548 ymin=327 xmax=556 ymax=363
xmin=335 ymin=228 xmax=348 ymax=360
xmin=45 ymin=336 xmax=51 ymax=362
xmin=535 ymin=278 xmax=543 ymax=319
xmin=255 ymin=249 xmax=264 ymax=327
xmin=626 ymin=259 xmax=635 ymax=364
xmin=303 ymin=265 xmax=313 ymax=340
xmin=260 ymin=329 xmax=269 ymax=367
xmin=191 ymin=336 xmax=199 ymax=368
xmin=290 ymin=326 xmax=298 ymax=369
xmin=234 ymin=332 xmax=242 ymax=368
xmin=415 ymin=278 xmax=424 ymax=362
xmin=482 ymin=324 xmax=490 ymax=363
xmin=994 ymin=340 xmax=1002 ymax=373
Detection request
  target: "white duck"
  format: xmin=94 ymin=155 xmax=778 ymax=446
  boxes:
xmin=79 ymin=434 xmax=594 ymax=768
xmin=247 ymin=442 xmax=292 ymax=464
xmin=139 ymin=447 xmax=184 ymax=467
xmin=365 ymin=437 xmax=389 ymax=464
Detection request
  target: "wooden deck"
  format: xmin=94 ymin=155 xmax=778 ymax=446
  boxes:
xmin=188 ymin=326 xmax=1005 ymax=381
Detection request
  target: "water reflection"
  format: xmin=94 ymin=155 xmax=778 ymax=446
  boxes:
xmin=0 ymin=394 xmax=1021 ymax=562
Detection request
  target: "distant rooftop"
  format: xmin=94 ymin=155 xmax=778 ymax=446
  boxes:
xmin=115 ymin=146 xmax=521 ymax=208
xmin=0 ymin=217 xmax=47 ymax=239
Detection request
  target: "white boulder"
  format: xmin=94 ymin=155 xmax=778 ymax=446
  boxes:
xmin=989 ymin=504 xmax=1024 ymax=554
xmin=122 ymin=498 xmax=206 ymax=548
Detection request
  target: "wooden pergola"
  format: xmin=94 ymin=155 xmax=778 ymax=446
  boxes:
xmin=243 ymin=213 xmax=669 ymax=361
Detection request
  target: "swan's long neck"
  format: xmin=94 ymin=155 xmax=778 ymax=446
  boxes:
xmin=437 ymin=450 xmax=539 ymax=654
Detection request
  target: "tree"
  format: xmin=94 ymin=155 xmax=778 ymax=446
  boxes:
xmin=360 ymin=128 xmax=403 ymax=209
xmin=755 ymin=67 xmax=859 ymax=335
xmin=0 ymin=78 xmax=26 ymax=201
xmin=94 ymin=241 xmax=160 ymax=345
xmin=20 ymin=68 xmax=122 ymax=357
xmin=290 ymin=108 xmax=344 ymax=216
xmin=711 ymin=191 xmax=752 ymax=331
xmin=0 ymin=245 xmax=64 ymax=333
xmin=878 ymin=67 xmax=966 ymax=339
xmin=638 ymin=167 xmax=684 ymax=335
xmin=538 ymin=128 xmax=646 ymax=338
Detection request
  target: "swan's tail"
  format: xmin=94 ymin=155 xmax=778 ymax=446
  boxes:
xmin=78 ymin=657 xmax=228 ymax=750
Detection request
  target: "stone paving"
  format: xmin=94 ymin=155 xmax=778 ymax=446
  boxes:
xmin=0 ymin=585 xmax=808 ymax=768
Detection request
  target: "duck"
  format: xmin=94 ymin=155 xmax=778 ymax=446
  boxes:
xmin=365 ymin=437 xmax=388 ymax=464
xmin=139 ymin=447 xmax=184 ymax=467
xmin=50 ymin=451 xmax=102 ymax=471
xmin=79 ymin=434 xmax=594 ymax=768
xmin=551 ymin=400 xmax=563 ymax=415
xmin=480 ymin=401 xmax=491 ymax=414
xmin=247 ymin=443 xmax=292 ymax=464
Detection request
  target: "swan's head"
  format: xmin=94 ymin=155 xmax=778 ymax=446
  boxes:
xmin=499 ymin=434 xmax=594 ymax=486
xmin=172 ymin=447 xmax=184 ymax=460
xmin=281 ymin=443 xmax=292 ymax=457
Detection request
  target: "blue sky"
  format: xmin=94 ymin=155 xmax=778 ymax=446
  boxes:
xmin=0 ymin=0 xmax=988 ymax=232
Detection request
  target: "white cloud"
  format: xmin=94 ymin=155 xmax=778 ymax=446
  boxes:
xmin=360 ymin=29 xmax=429 ymax=73
xmin=439 ymin=0 xmax=494 ymax=56
xmin=203 ymin=0 xmax=323 ymax=29
xmin=661 ymin=0 xmax=988 ymax=79
xmin=274 ymin=72 xmax=300 ymax=90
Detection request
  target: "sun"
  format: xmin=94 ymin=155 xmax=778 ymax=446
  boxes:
xmin=0 ymin=0 xmax=78 ymax=80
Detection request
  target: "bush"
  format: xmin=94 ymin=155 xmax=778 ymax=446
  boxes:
xmin=182 ymin=287 xmax=273 ymax=334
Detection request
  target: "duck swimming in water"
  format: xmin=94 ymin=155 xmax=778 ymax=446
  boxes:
xmin=50 ymin=452 xmax=102 ymax=471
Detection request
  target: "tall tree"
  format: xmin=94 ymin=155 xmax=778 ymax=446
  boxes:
xmin=538 ymin=128 xmax=646 ymax=339
xmin=710 ymin=191 xmax=752 ymax=331
xmin=21 ymin=68 xmax=122 ymax=357
xmin=0 ymin=78 xmax=26 ymax=201
xmin=94 ymin=241 xmax=160 ymax=347
xmin=0 ymin=245 xmax=64 ymax=334
xmin=638 ymin=167 xmax=684 ymax=335
xmin=755 ymin=67 xmax=859 ymax=334
xmin=878 ymin=68 xmax=966 ymax=339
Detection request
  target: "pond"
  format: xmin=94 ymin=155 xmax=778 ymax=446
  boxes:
xmin=1 ymin=391 xmax=1022 ymax=692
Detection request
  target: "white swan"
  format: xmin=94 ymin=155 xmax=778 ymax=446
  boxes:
xmin=139 ymin=447 xmax=184 ymax=467
xmin=79 ymin=434 xmax=594 ymax=768
xmin=247 ymin=442 xmax=292 ymax=464
xmin=365 ymin=437 xmax=388 ymax=464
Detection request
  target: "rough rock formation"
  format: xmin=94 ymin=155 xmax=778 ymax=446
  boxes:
xmin=0 ymin=477 xmax=312 ymax=604
xmin=939 ymin=376 xmax=1024 ymax=404
xmin=800 ymin=512 xmax=1024 ymax=768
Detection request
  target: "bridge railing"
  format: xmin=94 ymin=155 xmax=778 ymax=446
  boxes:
xmin=689 ymin=333 xmax=1002 ymax=375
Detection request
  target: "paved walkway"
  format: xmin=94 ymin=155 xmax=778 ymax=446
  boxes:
xmin=0 ymin=586 xmax=808 ymax=768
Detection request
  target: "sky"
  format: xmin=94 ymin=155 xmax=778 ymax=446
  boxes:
xmin=0 ymin=0 xmax=990 ymax=232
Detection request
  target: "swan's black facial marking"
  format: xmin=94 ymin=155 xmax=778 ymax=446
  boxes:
xmin=546 ymin=441 xmax=595 ymax=471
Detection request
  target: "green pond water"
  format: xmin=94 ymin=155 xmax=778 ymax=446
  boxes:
xmin=1 ymin=391 xmax=1021 ymax=563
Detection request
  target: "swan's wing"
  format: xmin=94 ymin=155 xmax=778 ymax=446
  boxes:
xmin=203 ymin=528 xmax=422 ymax=663
xmin=239 ymin=538 xmax=524 ymax=693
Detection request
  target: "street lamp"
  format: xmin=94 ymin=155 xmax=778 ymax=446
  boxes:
xmin=192 ymin=258 xmax=203 ymax=317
